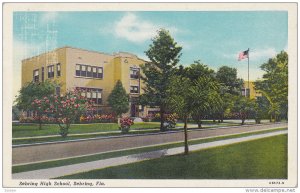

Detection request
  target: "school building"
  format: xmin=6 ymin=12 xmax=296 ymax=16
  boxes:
xmin=241 ymin=81 xmax=262 ymax=99
xmin=21 ymin=46 xmax=159 ymax=117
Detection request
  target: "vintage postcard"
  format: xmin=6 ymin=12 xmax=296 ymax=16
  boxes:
xmin=2 ymin=2 xmax=298 ymax=189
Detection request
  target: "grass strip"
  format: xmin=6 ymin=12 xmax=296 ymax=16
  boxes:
xmin=57 ymin=134 xmax=287 ymax=179
xmin=12 ymin=127 xmax=287 ymax=174
xmin=12 ymin=123 xmax=241 ymax=145
xmin=12 ymin=122 xmax=161 ymax=138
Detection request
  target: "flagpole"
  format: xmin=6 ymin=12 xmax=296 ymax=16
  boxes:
xmin=247 ymin=48 xmax=250 ymax=98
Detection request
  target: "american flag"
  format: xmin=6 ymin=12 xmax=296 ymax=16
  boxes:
xmin=238 ymin=49 xmax=249 ymax=61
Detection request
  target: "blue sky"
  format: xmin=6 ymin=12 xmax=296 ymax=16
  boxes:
xmin=13 ymin=11 xmax=288 ymax=96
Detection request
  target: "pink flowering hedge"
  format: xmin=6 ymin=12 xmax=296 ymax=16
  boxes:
xmin=79 ymin=114 xmax=117 ymax=123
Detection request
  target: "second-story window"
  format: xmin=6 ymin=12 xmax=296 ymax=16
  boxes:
xmin=76 ymin=64 xmax=81 ymax=76
xmin=57 ymin=63 xmax=61 ymax=77
xmin=33 ymin=69 xmax=39 ymax=82
xmin=81 ymin=65 xmax=87 ymax=77
xmin=75 ymin=64 xmax=103 ymax=79
xmin=87 ymin=66 xmax=92 ymax=77
xmin=47 ymin=65 xmax=54 ymax=78
xmin=92 ymin=67 xmax=97 ymax=78
xmin=130 ymin=67 xmax=140 ymax=79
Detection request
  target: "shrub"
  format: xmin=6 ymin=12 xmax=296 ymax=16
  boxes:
xmin=119 ymin=117 xmax=134 ymax=133
xmin=164 ymin=113 xmax=178 ymax=130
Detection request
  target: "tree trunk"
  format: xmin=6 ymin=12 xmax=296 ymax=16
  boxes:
xmin=270 ymin=114 xmax=273 ymax=122
xmin=37 ymin=112 xmax=42 ymax=130
xmin=117 ymin=115 xmax=121 ymax=126
xmin=59 ymin=122 xmax=70 ymax=138
xmin=197 ymin=119 xmax=202 ymax=129
xmin=184 ymin=116 xmax=189 ymax=155
xmin=160 ymin=108 xmax=165 ymax=132
xmin=221 ymin=113 xmax=224 ymax=123
xmin=241 ymin=119 xmax=245 ymax=125
xmin=38 ymin=120 xmax=42 ymax=130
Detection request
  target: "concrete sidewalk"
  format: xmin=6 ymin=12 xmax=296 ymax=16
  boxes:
xmin=12 ymin=130 xmax=287 ymax=179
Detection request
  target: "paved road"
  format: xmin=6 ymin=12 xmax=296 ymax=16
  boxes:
xmin=13 ymin=130 xmax=287 ymax=179
xmin=12 ymin=123 xmax=287 ymax=165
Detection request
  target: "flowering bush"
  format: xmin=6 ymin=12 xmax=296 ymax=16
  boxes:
xmin=164 ymin=113 xmax=178 ymax=130
xmin=79 ymin=114 xmax=117 ymax=123
xmin=94 ymin=114 xmax=117 ymax=123
xmin=119 ymin=117 xmax=134 ymax=133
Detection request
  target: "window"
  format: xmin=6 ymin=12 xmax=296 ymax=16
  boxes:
xmin=130 ymin=86 xmax=139 ymax=94
xmin=57 ymin=63 xmax=61 ymax=77
xmin=81 ymin=65 xmax=87 ymax=77
xmin=76 ymin=87 xmax=102 ymax=104
xmin=55 ymin=87 xmax=61 ymax=96
xmin=87 ymin=66 xmax=92 ymax=77
xmin=96 ymin=90 xmax=102 ymax=104
xmin=97 ymin=67 xmax=103 ymax=78
xmin=241 ymin=88 xmax=250 ymax=97
xmin=76 ymin=64 xmax=81 ymax=76
xmin=92 ymin=67 xmax=97 ymax=78
xmin=33 ymin=69 xmax=39 ymax=82
xmin=75 ymin=64 xmax=103 ymax=79
xmin=47 ymin=65 xmax=54 ymax=78
xmin=41 ymin=67 xmax=44 ymax=82
xmin=130 ymin=67 xmax=140 ymax=79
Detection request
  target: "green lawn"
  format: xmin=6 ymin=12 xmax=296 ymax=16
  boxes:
xmin=58 ymin=134 xmax=287 ymax=179
xmin=12 ymin=122 xmax=161 ymax=138
xmin=13 ymin=128 xmax=287 ymax=174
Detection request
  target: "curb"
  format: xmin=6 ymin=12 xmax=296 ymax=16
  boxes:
xmin=12 ymin=122 xmax=287 ymax=148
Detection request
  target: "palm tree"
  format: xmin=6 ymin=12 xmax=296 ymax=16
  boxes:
xmin=258 ymin=90 xmax=280 ymax=122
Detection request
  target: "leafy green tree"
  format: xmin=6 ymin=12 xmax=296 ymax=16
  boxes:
xmin=216 ymin=66 xmax=244 ymax=122
xmin=15 ymin=80 xmax=58 ymax=130
xmin=141 ymin=28 xmax=182 ymax=131
xmin=167 ymin=75 xmax=222 ymax=154
xmin=190 ymin=76 xmax=222 ymax=128
xmin=255 ymin=51 xmax=288 ymax=121
xmin=216 ymin=66 xmax=244 ymax=96
xmin=167 ymin=76 xmax=193 ymax=154
xmin=232 ymin=96 xmax=256 ymax=125
xmin=253 ymin=96 xmax=269 ymax=123
xmin=12 ymin=105 xmax=20 ymax=121
xmin=15 ymin=80 xmax=57 ymax=111
xmin=108 ymin=80 xmax=129 ymax=123
xmin=178 ymin=61 xmax=221 ymax=127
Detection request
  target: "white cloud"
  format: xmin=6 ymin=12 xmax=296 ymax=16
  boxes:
xmin=113 ymin=13 xmax=178 ymax=44
xmin=114 ymin=13 xmax=157 ymax=43
xmin=40 ymin=12 xmax=58 ymax=23
xmin=250 ymin=48 xmax=277 ymax=61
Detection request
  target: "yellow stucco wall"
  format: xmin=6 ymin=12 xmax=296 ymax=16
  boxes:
xmin=21 ymin=47 xmax=146 ymax=110
xmin=21 ymin=47 xmax=67 ymax=94
xmin=243 ymin=81 xmax=262 ymax=99
xmin=65 ymin=47 xmax=115 ymax=106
